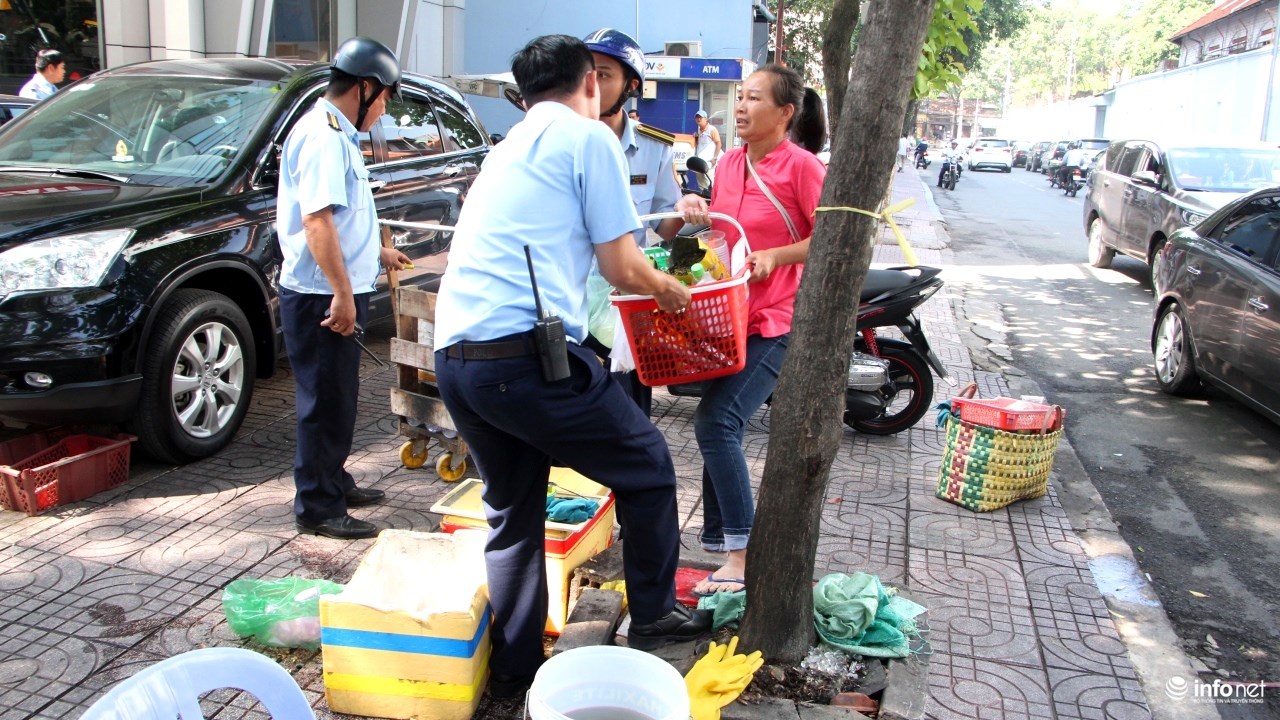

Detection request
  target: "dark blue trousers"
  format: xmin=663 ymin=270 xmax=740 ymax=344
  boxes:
xmin=280 ymin=288 xmax=370 ymax=524
xmin=436 ymin=337 xmax=679 ymax=677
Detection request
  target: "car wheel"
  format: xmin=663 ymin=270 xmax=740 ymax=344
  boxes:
xmin=1153 ymin=303 xmax=1200 ymax=396
xmin=1004 ymin=166 xmax=1012 ymax=173
xmin=1148 ymin=239 xmax=1166 ymax=289
xmin=131 ymin=289 xmax=256 ymax=463
xmin=1087 ymin=218 xmax=1115 ymax=268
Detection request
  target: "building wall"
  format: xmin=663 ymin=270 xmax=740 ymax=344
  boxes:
xmin=1177 ymin=5 xmax=1276 ymax=65
xmin=462 ymin=0 xmax=756 ymax=136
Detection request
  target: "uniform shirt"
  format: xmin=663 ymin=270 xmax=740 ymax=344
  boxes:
xmin=18 ymin=74 xmax=56 ymax=101
xmin=622 ymin=118 xmax=680 ymax=241
xmin=434 ymin=102 xmax=641 ymax=347
xmin=276 ymin=98 xmax=381 ymax=295
xmin=710 ymin=139 xmax=826 ymax=338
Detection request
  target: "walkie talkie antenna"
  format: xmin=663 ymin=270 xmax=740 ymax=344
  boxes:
xmin=524 ymin=245 xmax=545 ymax=320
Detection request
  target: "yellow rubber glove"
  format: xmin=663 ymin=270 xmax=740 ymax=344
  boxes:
xmin=685 ymin=636 xmax=764 ymax=720
xmin=599 ymin=580 xmax=628 ymax=613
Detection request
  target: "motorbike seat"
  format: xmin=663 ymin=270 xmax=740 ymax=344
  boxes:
xmin=861 ymin=269 xmax=914 ymax=302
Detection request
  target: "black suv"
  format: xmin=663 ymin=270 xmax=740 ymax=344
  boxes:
xmin=0 ymin=59 xmax=489 ymax=462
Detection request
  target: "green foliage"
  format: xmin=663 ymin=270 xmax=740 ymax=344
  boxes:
xmin=780 ymin=0 xmax=843 ymax=87
xmin=914 ymin=0 xmax=983 ymax=99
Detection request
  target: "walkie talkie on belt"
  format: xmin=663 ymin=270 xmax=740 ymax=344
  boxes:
xmin=525 ymin=245 xmax=570 ymax=382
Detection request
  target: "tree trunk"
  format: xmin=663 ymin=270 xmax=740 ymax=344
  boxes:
xmin=903 ymin=98 xmax=919 ymax=137
xmin=738 ymin=0 xmax=938 ymax=664
xmin=820 ymin=0 xmax=860 ymax=141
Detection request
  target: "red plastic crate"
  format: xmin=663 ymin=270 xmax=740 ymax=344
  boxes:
xmin=951 ymin=396 xmax=1063 ymax=432
xmin=0 ymin=434 xmax=136 ymax=516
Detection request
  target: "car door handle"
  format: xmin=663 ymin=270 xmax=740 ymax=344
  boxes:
xmin=368 ymin=180 xmax=387 ymax=192
xmin=1185 ymin=264 xmax=1201 ymax=276
xmin=1248 ymin=296 xmax=1269 ymax=312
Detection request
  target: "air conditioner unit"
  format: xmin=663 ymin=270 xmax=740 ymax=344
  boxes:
xmin=664 ymin=41 xmax=703 ymax=57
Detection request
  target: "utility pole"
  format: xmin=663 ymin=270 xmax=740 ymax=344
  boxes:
xmin=774 ymin=0 xmax=786 ymax=65
xmin=1263 ymin=0 xmax=1280 ymax=140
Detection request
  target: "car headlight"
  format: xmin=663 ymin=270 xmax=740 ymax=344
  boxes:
xmin=1179 ymin=209 xmax=1207 ymax=227
xmin=0 ymin=229 xmax=134 ymax=298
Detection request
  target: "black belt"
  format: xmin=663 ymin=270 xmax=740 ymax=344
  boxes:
xmin=445 ymin=335 xmax=536 ymax=360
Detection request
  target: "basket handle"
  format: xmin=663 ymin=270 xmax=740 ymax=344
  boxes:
xmin=639 ymin=211 xmax=753 ymax=273
xmin=956 ymin=382 xmax=978 ymax=400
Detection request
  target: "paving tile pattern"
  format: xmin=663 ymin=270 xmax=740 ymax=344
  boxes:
xmin=0 ymin=173 xmax=1150 ymax=719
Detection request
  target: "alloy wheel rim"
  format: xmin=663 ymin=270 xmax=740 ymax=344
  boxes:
xmin=1089 ymin=222 xmax=1104 ymax=264
xmin=170 ymin=321 xmax=245 ymax=438
xmin=1154 ymin=311 xmax=1182 ymax=384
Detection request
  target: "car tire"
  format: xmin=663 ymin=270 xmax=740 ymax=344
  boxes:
xmin=131 ymin=289 xmax=257 ymax=463
xmin=1087 ymin=218 xmax=1115 ymax=268
xmin=1153 ymin=303 xmax=1200 ymax=396
xmin=1003 ymin=166 xmax=1012 ymax=173
xmin=1148 ymin=239 xmax=1166 ymax=289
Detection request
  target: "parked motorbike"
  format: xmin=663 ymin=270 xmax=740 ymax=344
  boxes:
xmin=669 ymin=265 xmax=951 ymax=435
xmin=681 ymin=155 xmax=713 ymax=200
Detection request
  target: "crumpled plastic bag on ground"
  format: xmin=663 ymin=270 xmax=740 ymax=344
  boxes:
xmin=222 ymin=577 xmax=343 ymax=649
xmin=812 ymin=572 xmax=925 ymax=658
xmin=696 ymin=588 xmax=746 ymax=630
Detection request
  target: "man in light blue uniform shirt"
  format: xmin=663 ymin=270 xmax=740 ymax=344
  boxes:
xmin=276 ymin=37 xmax=409 ymax=541
xmin=18 ymin=50 xmax=65 ymax=101
xmin=432 ymin=34 xmax=707 ymax=699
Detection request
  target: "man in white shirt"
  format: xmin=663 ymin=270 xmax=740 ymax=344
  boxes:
xmin=19 ymin=50 xmax=66 ymax=101
xmin=1059 ymin=143 xmax=1091 ymax=188
xmin=897 ymin=133 xmax=911 ymax=171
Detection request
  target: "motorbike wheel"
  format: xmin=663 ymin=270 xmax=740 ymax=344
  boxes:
xmin=945 ymin=170 xmax=956 ymax=191
xmin=847 ymin=340 xmax=935 ymax=435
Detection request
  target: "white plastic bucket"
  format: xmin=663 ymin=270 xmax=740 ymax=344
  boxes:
xmin=526 ymin=646 xmax=690 ymax=720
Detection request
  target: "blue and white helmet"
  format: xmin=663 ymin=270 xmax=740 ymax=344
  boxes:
xmin=583 ymin=28 xmax=646 ymax=86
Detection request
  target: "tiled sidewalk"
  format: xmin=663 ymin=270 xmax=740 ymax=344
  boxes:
xmin=0 ymin=171 xmax=1153 ymax=719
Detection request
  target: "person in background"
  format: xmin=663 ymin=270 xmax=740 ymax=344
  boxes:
xmin=694 ymin=108 xmax=722 ymax=172
xmin=275 ymin=37 xmax=410 ymax=540
xmin=938 ymin=140 xmax=961 ymax=187
xmin=676 ymin=63 xmax=827 ymax=596
xmin=432 ymin=34 xmax=708 ymax=699
xmin=19 ymin=49 xmax=66 ymax=101
xmin=896 ymin=132 xmax=911 ymax=171
xmin=1058 ymin=141 xmax=1090 ymax=189
xmin=628 ymin=108 xmax=640 ymax=122
xmin=582 ymin=27 xmax=684 ymax=414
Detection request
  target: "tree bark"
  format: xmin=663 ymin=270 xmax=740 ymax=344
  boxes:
xmin=820 ymin=0 xmax=860 ymax=140
xmin=738 ymin=0 xmax=938 ymax=664
xmin=903 ymin=97 xmax=919 ymax=137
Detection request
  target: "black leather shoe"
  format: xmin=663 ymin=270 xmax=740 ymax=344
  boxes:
xmin=345 ymin=487 xmax=385 ymax=508
xmin=295 ymin=514 xmax=378 ymax=540
xmin=627 ymin=603 xmax=712 ymax=650
xmin=488 ymin=671 xmax=537 ymax=699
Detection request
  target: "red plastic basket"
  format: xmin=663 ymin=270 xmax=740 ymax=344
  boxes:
xmin=612 ymin=272 xmax=750 ymax=387
xmin=951 ymin=383 xmax=1063 ymax=432
xmin=0 ymin=433 xmax=136 ymax=516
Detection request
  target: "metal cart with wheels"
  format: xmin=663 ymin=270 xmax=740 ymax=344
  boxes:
xmin=381 ymin=220 xmax=469 ymax=482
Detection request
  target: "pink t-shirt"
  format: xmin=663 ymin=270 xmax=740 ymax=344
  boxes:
xmin=710 ymin=139 xmax=827 ymax=338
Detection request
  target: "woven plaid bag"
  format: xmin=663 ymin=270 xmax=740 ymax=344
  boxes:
xmin=935 ymin=409 xmax=1063 ymax=512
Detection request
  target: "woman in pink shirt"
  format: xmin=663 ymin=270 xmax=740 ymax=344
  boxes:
xmin=676 ymin=64 xmax=827 ymax=596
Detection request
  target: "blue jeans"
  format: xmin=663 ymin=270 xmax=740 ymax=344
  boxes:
xmin=694 ymin=333 xmax=790 ymax=552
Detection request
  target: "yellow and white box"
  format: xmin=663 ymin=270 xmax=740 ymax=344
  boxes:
xmin=320 ymin=530 xmax=490 ymax=720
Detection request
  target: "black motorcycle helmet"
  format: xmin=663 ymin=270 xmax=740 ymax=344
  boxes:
xmin=331 ymin=37 xmax=402 ymax=129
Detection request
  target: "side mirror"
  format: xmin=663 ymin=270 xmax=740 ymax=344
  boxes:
xmin=1132 ymin=170 xmax=1159 ymax=187
xmin=685 ymin=155 xmax=710 ymax=174
xmin=257 ymin=143 xmax=282 ymax=186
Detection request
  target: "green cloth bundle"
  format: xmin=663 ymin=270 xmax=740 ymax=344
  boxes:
xmin=812 ymin=572 xmax=925 ymax=658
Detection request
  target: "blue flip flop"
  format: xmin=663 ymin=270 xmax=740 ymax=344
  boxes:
xmin=692 ymin=573 xmax=746 ymax=598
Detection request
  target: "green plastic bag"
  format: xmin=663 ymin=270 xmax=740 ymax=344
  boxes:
xmin=222 ymin=577 xmax=343 ymax=649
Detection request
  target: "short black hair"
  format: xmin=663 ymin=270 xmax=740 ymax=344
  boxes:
xmin=326 ymin=68 xmax=386 ymax=101
xmin=511 ymin=34 xmax=594 ymax=106
xmin=35 ymin=49 xmax=63 ymax=71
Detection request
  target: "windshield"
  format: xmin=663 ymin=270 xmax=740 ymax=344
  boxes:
xmin=1079 ymin=139 xmax=1109 ymax=151
xmin=0 ymin=75 xmax=283 ymax=187
xmin=1166 ymin=147 xmax=1280 ymax=193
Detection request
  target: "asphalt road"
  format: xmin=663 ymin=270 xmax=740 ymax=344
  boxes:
xmin=926 ymin=161 xmax=1280 ymax=719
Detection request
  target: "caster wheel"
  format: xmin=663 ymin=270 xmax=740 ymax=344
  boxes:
xmin=400 ymin=440 xmax=429 ymax=469
xmin=436 ymin=452 xmax=468 ymax=482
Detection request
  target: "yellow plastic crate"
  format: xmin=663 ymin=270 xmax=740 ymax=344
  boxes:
xmin=320 ymin=530 xmax=490 ymax=720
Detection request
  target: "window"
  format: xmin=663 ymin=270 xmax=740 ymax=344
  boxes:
xmin=433 ymin=99 xmax=486 ymax=151
xmin=1209 ymin=196 xmax=1280 ymax=265
xmin=1115 ymin=146 xmax=1146 ymax=177
xmin=1105 ymin=142 xmax=1125 ymax=171
xmin=268 ymin=0 xmax=331 ymax=61
xmin=379 ymin=95 xmax=445 ymax=161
